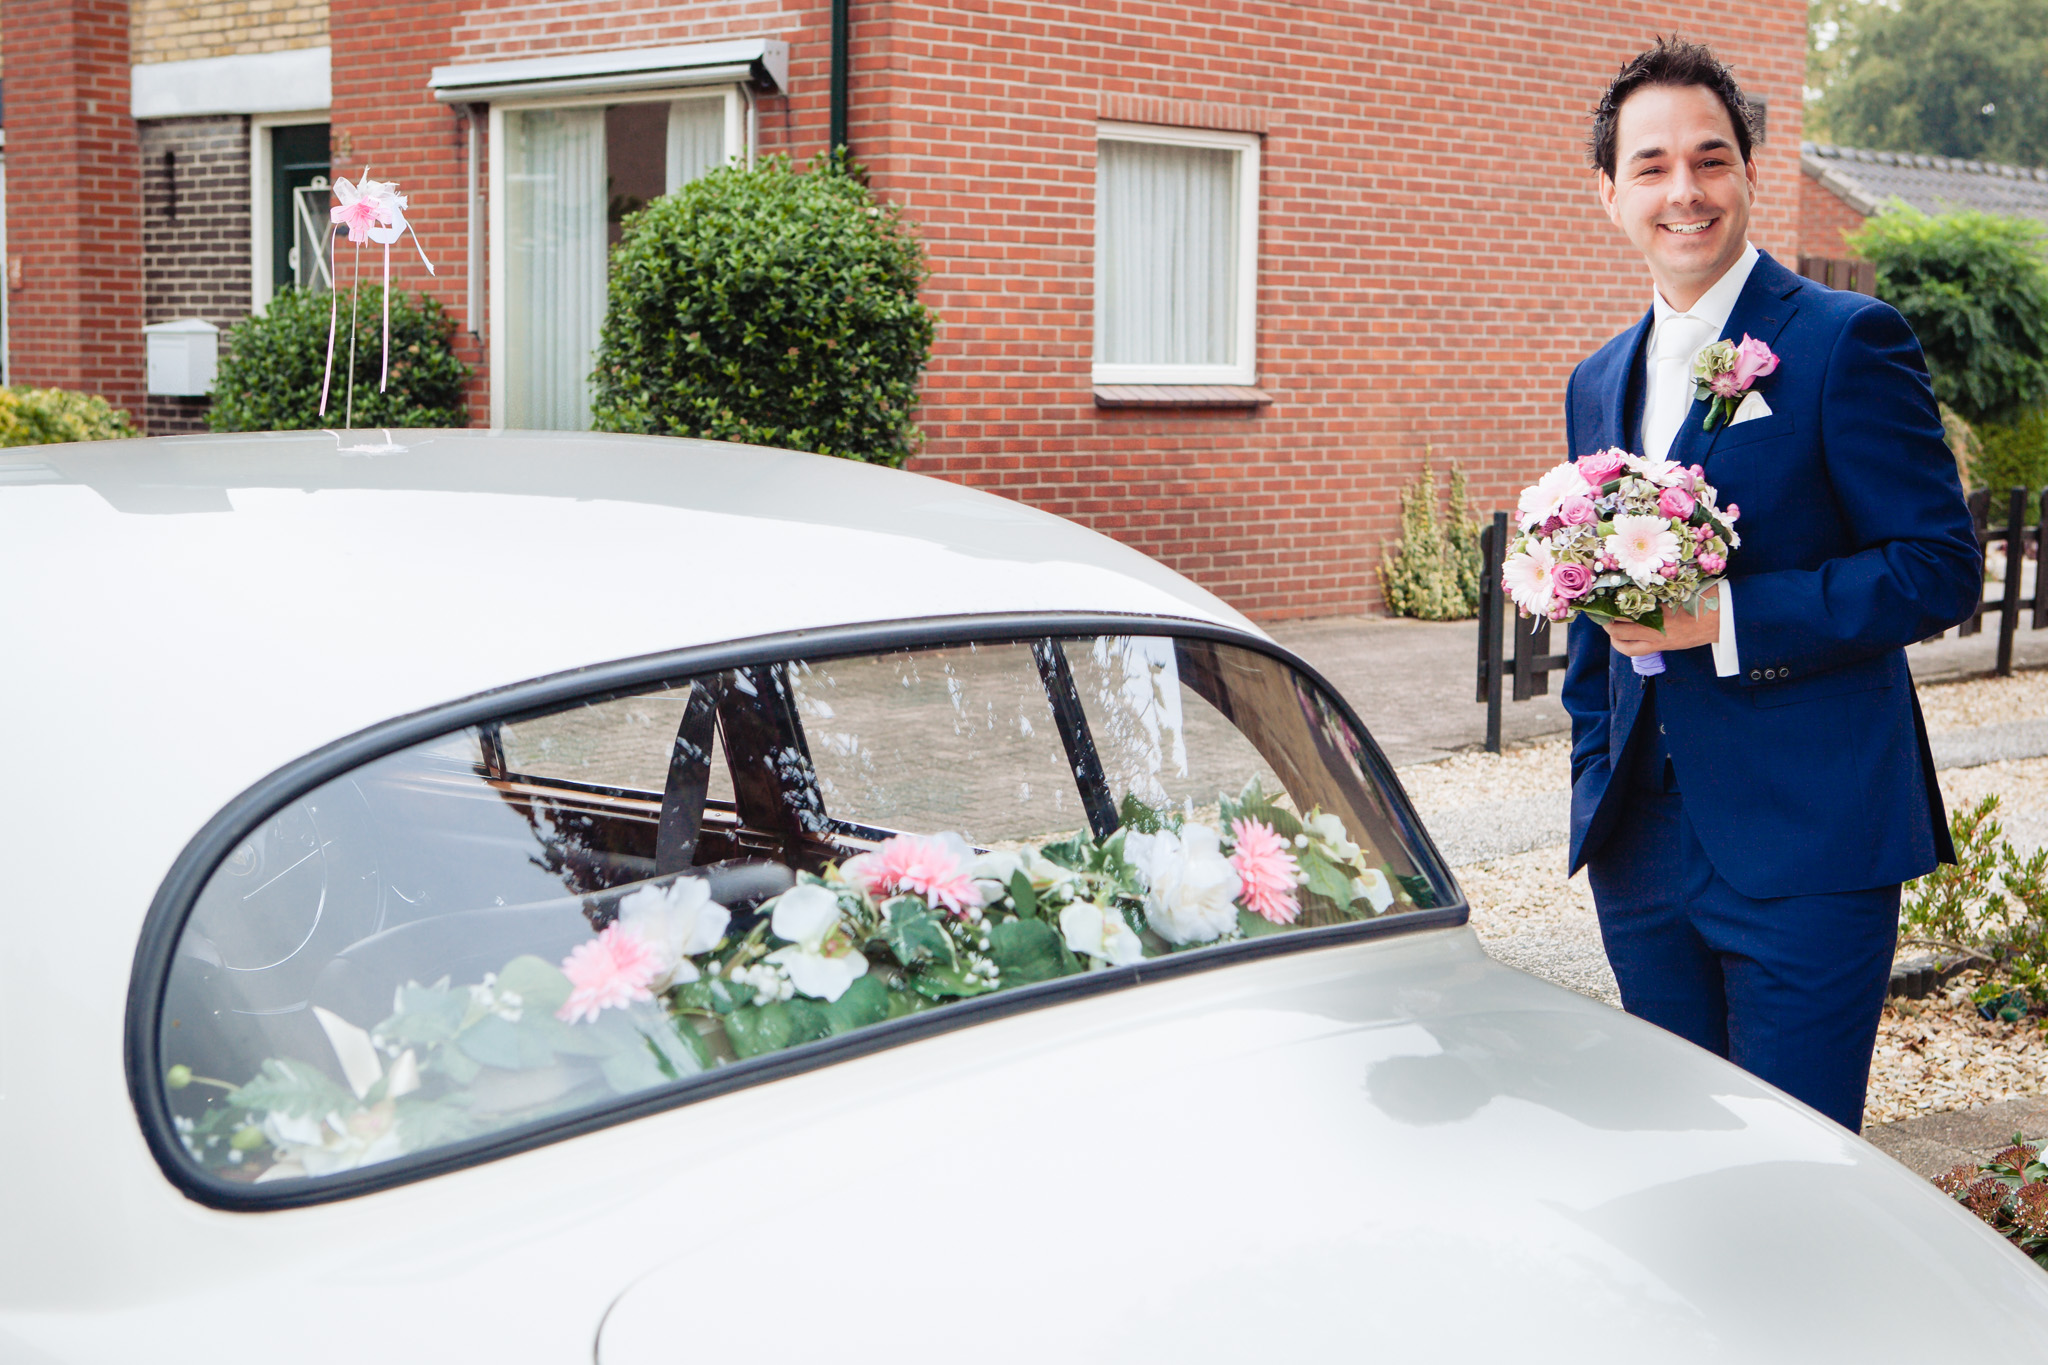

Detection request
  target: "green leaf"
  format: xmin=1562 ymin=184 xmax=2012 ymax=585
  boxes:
xmin=456 ymin=1014 xmax=533 ymax=1070
xmin=1118 ymin=792 xmax=1167 ymax=834
xmin=1298 ymin=847 xmax=1359 ymax=912
xmin=724 ymin=1000 xmax=833 ymax=1059
xmin=375 ymin=980 xmax=470 ymax=1050
xmin=497 ymin=954 xmax=574 ymax=1016
xmin=1007 ymin=870 xmax=1038 ymax=920
xmin=671 ymin=976 xmax=754 ymax=1015
xmin=1236 ymin=908 xmax=1291 ymax=939
xmin=909 ymin=961 xmax=995 ymax=1001
xmin=820 ymin=975 xmax=892 ymax=1034
xmin=226 ymin=1058 xmax=356 ymax=1119
xmin=1038 ymin=834 xmax=1093 ymax=871
xmin=880 ymin=898 xmax=955 ymax=969
xmin=988 ymin=916 xmax=1075 ymax=985
xmin=1395 ymin=872 xmax=1437 ymax=909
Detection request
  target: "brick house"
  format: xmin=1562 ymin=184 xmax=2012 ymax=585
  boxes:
xmin=1801 ymin=139 xmax=2048 ymax=261
xmin=2 ymin=0 xmax=1809 ymax=619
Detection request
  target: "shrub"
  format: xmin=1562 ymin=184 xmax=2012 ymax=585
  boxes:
xmin=209 ymin=284 xmax=472 ymax=432
xmin=1379 ymin=461 xmax=1480 ymax=621
xmin=1901 ymin=794 xmax=2048 ymax=1014
xmin=1934 ymin=1137 xmax=2048 ymax=1268
xmin=591 ymin=155 xmax=936 ymax=466
xmin=1975 ymin=407 xmax=2048 ymax=499
xmin=1938 ymin=402 xmax=1983 ymax=489
xmin=0 ymin=385 xmax=138 ymax=446
xmin=1848 ymin=207 xmax=2048 ymax=427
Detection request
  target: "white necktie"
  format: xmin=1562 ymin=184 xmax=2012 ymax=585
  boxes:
xmin=1643 ymin=314 xmax=1716 ymax=462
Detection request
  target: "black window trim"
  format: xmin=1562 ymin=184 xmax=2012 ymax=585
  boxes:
xmin=126 ymin=610 xmax=1465 ymax=1211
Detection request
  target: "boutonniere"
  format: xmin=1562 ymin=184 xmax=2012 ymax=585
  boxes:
xmin=1691 ymin=334 xmax=1779 ymax=431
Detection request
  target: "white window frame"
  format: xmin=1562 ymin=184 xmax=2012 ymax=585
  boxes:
xmin=487 ymin=86 xmax=747 ymax=430
xmin=1093 ymin=121 xmax=1260 ymax=388
xmin=249 ymin=111 xmax=333 ymax=313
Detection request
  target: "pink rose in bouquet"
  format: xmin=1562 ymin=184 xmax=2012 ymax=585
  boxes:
xmin=1551 ymin=561 xmax=1593 ymax=600
xmin=1501 ymin=446 xmax=1740 ymax=678
xmin=1576 ymin=450 xmax=1628 ymax=488
xmin=1558 ymin=494 xmax=1599 ymax=526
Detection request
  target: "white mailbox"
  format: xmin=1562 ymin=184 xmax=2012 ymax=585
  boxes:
xmin=145 ymin=318 xmax=220 ymax=397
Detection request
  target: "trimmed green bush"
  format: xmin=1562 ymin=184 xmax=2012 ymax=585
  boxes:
xmin=0 ymin=385 xmax=138 ymax=446
xmin=1976 ymin=408 xmax=2048 ymax=499
xmin=1379 ymin=462 xmax=1480 ymax=621
xmin=1848 ymin=207 xmax=2048 ymax=427
xmin=208 ymin=284 xmax=471 ymax=431
xmin=591 ymin=155 xmax=936 ymax=466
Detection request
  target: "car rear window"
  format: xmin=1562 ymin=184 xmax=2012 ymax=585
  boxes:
xmin=150 ymin=631 xmax=1446 ymax=1197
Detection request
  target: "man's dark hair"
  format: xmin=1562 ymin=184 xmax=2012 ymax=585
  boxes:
xmin=1589 ymin=37 xmax=1755 ymax=180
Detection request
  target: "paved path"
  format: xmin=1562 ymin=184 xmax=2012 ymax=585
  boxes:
xmin=1273 ymin=612 xmax=2048 ymax=769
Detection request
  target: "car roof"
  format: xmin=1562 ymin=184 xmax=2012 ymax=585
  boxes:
xmin=0 ymin=429 xmax=1255 ymax=936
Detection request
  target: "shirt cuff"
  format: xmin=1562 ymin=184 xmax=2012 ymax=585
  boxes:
xmin=1710 ymin=581 xmax=1739 ymax=677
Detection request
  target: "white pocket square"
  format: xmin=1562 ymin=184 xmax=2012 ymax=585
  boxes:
xmin=1729 ymin=390 xmax=1773 ymax=425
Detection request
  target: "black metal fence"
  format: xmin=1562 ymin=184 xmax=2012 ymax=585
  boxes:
xmin=1475 ymin=511 xmax=1567 ymax=753
xmin=1923 ymin=487 xmax=2047 ymax=676
xmin=1472 ymin=488 xmax=2046 ymax=752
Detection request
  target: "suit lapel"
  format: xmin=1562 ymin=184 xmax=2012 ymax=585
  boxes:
xmin=1604 ymin=308 xmax=1654 ymax=452
xmin=1679 ymin=251 xmax=1805 ymax=468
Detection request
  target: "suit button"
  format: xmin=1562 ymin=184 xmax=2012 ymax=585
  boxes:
xmin=1749 ymin=669 xmax=1762 ymax=680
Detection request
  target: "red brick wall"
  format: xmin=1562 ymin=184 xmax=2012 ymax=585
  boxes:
xmin=335 ymin=0 xmax=1807 ymax=619
xmin=1800 ymin=167 xmax=1869 ymax=260
xmin=864 ymin=2 xmax=1808 ymax=618
xmin=2 ymin=0 xmax=145 ymax=421
xmin=329 ymin=0 xmax=486 ymax=423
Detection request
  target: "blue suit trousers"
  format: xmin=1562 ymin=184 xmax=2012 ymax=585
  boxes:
xmin=1587 ymin=751 xmax=1900 ymax=1132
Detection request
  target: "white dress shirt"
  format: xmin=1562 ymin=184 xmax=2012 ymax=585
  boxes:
xmin=1644 ymin=243 xmax=1756 ymax=678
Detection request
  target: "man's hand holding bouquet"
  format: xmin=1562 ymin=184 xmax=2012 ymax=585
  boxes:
xmin=1502 ymin=448 xmax=1741 ymax=676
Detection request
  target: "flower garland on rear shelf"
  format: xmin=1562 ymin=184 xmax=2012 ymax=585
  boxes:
xmin=168 ymin=782 xmax=1428 ymax=1183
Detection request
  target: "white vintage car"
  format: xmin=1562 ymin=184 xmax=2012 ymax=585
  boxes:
xmin=3 ymin=429 xmax=2045 ymax=1362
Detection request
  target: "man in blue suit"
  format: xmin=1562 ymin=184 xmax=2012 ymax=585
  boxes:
xmin=1561 ymin=39 xmax=1982 ymax=1130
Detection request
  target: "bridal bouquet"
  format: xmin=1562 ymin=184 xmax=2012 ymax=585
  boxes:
xmin=1502 ymin=447 xmax=1740 ymax=676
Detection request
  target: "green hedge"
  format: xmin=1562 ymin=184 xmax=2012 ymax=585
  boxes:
xmin=591 ymin=155 xmax=935 ymax=466
xmin=1848 ymin=207 xmax=2048 ymax=427
xmin=0 ymin=385 xmax=138 ymax=446
xmin=209 ymin=284 xmax=471 ymax=431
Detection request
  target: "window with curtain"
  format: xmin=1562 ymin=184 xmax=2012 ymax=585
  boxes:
xmin=1093 ymin=123 xmax=1260 ymax=387
xmin=499 ymin=93 xmax=739 ymax=431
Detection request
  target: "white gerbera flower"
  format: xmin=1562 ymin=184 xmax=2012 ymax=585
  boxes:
xmin=1502 ymin=540 xmax=1558 ymax=615
xmin=617 ymin=876 xmax=730 ymax=989
xmin=1604 ymin=514 xmax=1682 ymax=587
xmin=765 ymin=883 xmax=869 ymax=1002
xmin=1124 ymin=824 xmax=1242 ymax=946
xmin=1060 ymin=900 xmax=1146 ymax=966
xmin=1516 ymin=463 xmax=1595 ymax=530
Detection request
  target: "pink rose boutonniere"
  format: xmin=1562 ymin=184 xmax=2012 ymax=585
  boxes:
xmin=1690 ymin=333 xmax=1779 ymax=431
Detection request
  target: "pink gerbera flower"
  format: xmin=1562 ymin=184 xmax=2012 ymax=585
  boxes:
xmin=843 ymin=833 xmax=984 ymax=915
xmin=557 ymin=924 xmax=659 ymax=1023
xmin=1230 ymin=818 xmax=1301 ymax=925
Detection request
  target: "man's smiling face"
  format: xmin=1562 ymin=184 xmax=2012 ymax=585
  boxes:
xmin=1599 ymin=83 xmax=1758 ymax=310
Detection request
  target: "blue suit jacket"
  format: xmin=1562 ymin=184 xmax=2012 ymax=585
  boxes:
xmin=1561 ymin=251 xmax=1981 ymax=899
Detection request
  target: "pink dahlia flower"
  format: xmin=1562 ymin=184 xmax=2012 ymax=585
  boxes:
xmin=843 ymin=833 xmax=984 ymax=915
xmin=1230 ymin=818 xmax=1301 ymax=925
xmin=558 ymin=924 xmax=659 ymax=1024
